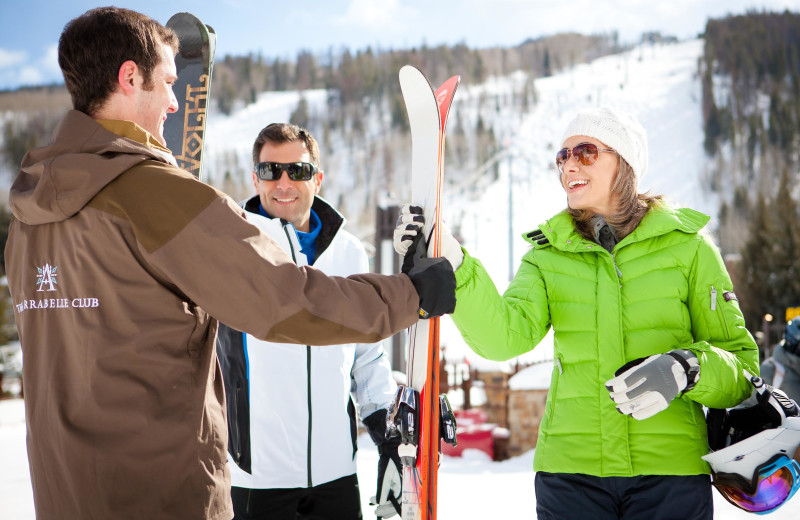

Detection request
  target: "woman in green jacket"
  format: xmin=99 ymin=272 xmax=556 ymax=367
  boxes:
xmin=394 ymin=107 xmax=759 ymax=519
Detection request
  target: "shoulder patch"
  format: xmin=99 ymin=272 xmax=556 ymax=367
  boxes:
xmin=526 ymin=229 xmax=549 ymax=246
xmin=723 ymin=291 xmax=738 ymax=302
xmin=90 ymin=160 xmax=221 ymax=253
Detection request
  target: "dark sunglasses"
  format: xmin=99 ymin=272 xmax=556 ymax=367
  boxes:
xmin=555 ymin=143 xmax=616 ymax=173
xmin=254 ymin=161 xmax=318 ymax=181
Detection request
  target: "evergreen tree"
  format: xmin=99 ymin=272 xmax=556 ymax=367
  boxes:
xmin=2 ymin=112 xmax=63 ymax=170
xmin=543 ymin=48 xmax=552 ymax=77
xmin=290 ymin=96 xmax=310 ymax=129
xmin=770 ymin=167 xmax=800 ymax=312
xmin=739 ymin=193 xmax=777 ymax=329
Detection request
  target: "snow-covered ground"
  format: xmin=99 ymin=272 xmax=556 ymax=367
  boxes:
xmin=1 ymin=398 xmax=796 ymax=519
xmin=3 ymin=38 xmax=794 ymax=519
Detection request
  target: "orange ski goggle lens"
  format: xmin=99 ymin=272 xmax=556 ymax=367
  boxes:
xmin=712 ymin=455 xmax=800 ymax=514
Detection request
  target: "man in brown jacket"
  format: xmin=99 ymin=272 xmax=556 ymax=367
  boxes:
xmin=4 ymin=7 xmax=455 ymax=520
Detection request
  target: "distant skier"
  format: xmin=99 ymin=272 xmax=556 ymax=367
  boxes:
xmin=217 ymin=123 xmax=402 ymax=520
xmin=761 ymin=319 xmax=800 ymax=438
xmin=394 ymin=106 xmax=759 ymax=519
xmin=4 ymin=7 xmax=455 ymax=520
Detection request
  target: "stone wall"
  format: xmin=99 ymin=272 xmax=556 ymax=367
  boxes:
xmin=507 ymin=388 xmax=548 ymax=457
xmin=474 ymin=371 xmax=509 ymax=426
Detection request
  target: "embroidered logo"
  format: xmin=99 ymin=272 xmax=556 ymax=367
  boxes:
xmin=723 ymin=291 xmax=738 ymax=302
xmin=15 ymin=264 xmax=100 ymax=314
xmin=36 ymin=264 xmax=58 ymax=292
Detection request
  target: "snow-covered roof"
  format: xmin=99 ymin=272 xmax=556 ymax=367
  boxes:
xmin=508 ymin=361 xmax=553 ymax=391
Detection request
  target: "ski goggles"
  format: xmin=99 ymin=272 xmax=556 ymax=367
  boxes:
xmin=254 ymin=161 xmax=318 ymax=181
xmin=711 ymin=454 xmax=800 ymax=514
xmin=555 ymin=143 xmax=616 ymax=173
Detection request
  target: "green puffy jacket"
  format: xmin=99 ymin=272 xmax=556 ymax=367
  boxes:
xmin=452 ymin=203 xmax=759 ymax=476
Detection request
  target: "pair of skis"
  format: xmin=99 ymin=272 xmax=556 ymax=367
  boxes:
xmin=388 ymin=66 xmax=460 ymax=520
xmin=163 ymin=12 xmax=216 ymax=180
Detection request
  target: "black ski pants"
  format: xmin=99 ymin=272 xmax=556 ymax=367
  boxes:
xmin=534 ymin=472 xmax=713 ymax=520
xmin=231 ymin=474 xmax=362 ymax=520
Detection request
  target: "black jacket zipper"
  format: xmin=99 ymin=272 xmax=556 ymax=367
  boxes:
xmin=281 ymin=220 xmax=314 ymax=487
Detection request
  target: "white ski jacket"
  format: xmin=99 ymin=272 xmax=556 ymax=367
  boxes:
xmin=217 ymin=196 xmax=397 ymax=489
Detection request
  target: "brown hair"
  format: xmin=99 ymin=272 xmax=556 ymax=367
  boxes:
xmin=568 ymin=157 xmax=662 ymax=241
xmin=58 ymin=7 xmax=179 ymax=116
xmin=252 ymin=123 xmax=320 ymax=167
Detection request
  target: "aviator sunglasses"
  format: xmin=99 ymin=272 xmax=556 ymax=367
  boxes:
xmin=555 ymin=143 xmax=616 ymax=173
xmin=255 ymin=161 xmax=318 ymax=181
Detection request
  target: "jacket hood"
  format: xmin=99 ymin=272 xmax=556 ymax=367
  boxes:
xmin=523 ymin=202 xmax=710 ymax=251
xmin=9 ymin=110 xmax=175 ymax=225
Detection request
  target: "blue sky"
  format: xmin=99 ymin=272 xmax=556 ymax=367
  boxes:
xmin=0 ymin=0 xmax=798 ymax=90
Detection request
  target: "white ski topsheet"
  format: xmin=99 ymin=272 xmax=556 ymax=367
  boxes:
xmin=399 ymin=65 xmax=441 ymax=251
xmin=399 ymin=65 xmax=442 ymax=391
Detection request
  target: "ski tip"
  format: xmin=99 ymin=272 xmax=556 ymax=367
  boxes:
xmin=434 ymin=75 xmax=461 ymax=128
xmin=399 ymin=64 xmax=422 ymax=75
xmin=166 ymin=12 xmax=209 ymax=33
xmin=166 ymin=12 xmax=194 ymax=26
xmin=436 ymin=75 xmax=461 ymax=95
xmin=399 ymin=65 xmax=427 ymax=85
xmin=206 ymin=25 xmax=217 ymax=61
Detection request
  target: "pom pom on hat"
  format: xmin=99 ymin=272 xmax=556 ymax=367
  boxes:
xmin=561 ymin=107 xmax=648 ymax=180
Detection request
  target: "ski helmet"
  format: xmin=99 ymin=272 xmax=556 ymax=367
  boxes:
xmin=703 ymin=376 xmax=800 ymax=514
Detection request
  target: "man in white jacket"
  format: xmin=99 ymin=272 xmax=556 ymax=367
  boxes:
xmin=217 ymin=123 xmax=402 ymax=519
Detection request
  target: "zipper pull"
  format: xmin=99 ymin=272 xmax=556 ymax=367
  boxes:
xmin=610 ymin=253 xmax=622 ymax=279
xmin=556 ymin=356 xmax=563 ymax=375
xmin=710 ymin=286 xmax=717 ymax=311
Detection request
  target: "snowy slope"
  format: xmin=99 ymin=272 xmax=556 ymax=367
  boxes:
xmin=200 ymin=39 xmax=716 ymax=374
xmin=203 ymin=89 xmax=328 ymax=184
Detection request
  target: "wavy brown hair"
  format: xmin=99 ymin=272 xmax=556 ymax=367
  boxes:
xmin=58 ymin=7 xmax=179 ymax=116
xmin=568 ymin=156 xmax=662 ymax=242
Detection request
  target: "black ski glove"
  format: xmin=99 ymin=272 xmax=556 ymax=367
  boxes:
xmin=372 ymin=439 xmax=402 ymax=519
xmin=364 ymin=409 xmax=403 ymax=519
xmin=402 ymin=232 xmax=456 ymax=318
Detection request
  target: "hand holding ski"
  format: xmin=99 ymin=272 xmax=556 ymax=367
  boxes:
xmin=402 ymin=233 xmax=455 ymax=319
xmin=394 ymin=205 xmax=464 ymax=271
xmin=388 ymin=66 xmax=460 ymax=520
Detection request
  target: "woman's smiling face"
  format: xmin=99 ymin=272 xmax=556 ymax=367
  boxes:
xmin=559 ymin=136 xmax=620 ymax=218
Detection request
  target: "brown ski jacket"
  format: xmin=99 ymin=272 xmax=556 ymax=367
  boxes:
xmin=5 ymin=110 xmax=418 ymax=519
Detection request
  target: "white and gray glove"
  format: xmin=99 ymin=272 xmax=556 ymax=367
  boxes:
xmin=605 ymin=349 xmax=700 ymax=420
xmin=393 ymin=204 xmax=464 ymax=271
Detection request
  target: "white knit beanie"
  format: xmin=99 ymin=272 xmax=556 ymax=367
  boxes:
xmin=560 ymin=106 xmax=648 ymax=180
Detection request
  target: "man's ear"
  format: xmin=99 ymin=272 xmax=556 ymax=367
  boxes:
xmin=252 ymin=170 xmax=260 ymax=191
xmin=314 ymin=170 xmax=323 ymax=194
xmin=117 ymin=60 xmax=138 ymax=95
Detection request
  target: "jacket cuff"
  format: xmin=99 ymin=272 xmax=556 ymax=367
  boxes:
xmin=363 ymin=408 xmax=391 ymax=445
xmin=454 ymin=249 xmax=478 ymax=289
